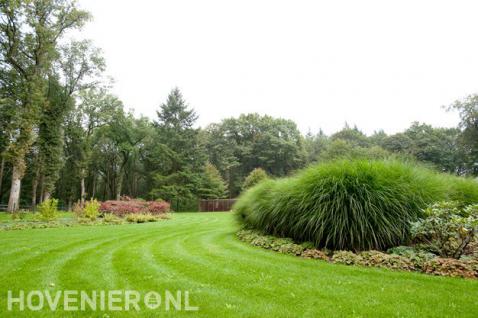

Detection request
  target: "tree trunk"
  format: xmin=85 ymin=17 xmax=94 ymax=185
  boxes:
xmin=91 ymin=175 xmax=96 ymax=199
xmin=115 ymin=173 xmax=123 ymax=200
xmin=0 ymin=156 xmax=5 ymax=203
xmin=31 ymin=179 xmax=37 ymax=208
xmin=80 ymin=176 xmax=86 ymax=207
xmin=7 ymin=166 xmax=22 ymax=212
xmin=31 ymin=168 xmax=40 ymax=209
xmin=38 ymin=174 xmax=45 ymax=204
xmin=43 ymin=191 xmax=51 ymax=201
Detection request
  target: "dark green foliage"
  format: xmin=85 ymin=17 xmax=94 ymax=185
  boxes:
xmin=382 ymin=122 xmax=464 ymax=174
xmin=242 ymin=167 xmax=268 ymax=190
xmin=149 ymin=88 xmax=207 ymax=210
xmin=319 ymin=139 xmax=391 ymax=161
xmin=330 ymin=124 xmax=370 ymax=148
xmin=447 ymin=95 xmax=478 ymax=175
xmin=304 ymin=129 xmax=329 ymax=162
xmin=205 ymin=113 xmax=306 ymax=196
xmin=235 ymin=160 xmax=478 ymax=251
xmin=198 ymin=163 xmax=228 ymax=199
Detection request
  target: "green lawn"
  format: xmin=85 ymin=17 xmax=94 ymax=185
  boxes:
xmin=0 ymin=212 xmax=476 ymax=317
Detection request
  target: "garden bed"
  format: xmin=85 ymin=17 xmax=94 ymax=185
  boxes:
xmin=237 ymin=230 xmax=478 ymax=279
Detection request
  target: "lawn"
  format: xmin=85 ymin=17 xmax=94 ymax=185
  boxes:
xmin=0 ymin=212 xmax=476 ymax=317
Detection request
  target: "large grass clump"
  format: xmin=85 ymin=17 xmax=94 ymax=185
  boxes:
xmin=234 ymin=160 xmax=478 ymax=251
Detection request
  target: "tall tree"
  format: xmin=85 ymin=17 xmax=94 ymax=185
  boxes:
xmin=0 ymin=0 xmax=90 ymax=211
xmin=76 ymin=88 xmax=121 ymax=205
xmin=383 ymin=122 xmax=463 ymax=173
xmin=205 ymin=113 xmax=306 ymax=196
xmin=150 ymin=88 xmax=207 ymax=210
xmin=304 ymin=129 xmax=329 ymax=163
xmin=35 ymin=40 xmax=104 ymax=203
xmin=448 ymin=95 xmax=478 ymax=175
xmin=330 ymin=124 xmax=370 ymax=148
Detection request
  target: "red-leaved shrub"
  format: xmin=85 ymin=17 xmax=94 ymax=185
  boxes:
xmin=147 ymin=201 xmax=170 ymax=214
xmin=100 ymin=199 xmax=170 ymax=216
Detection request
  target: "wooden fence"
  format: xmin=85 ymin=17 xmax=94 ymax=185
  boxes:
xmin=199 ymin=199 xmax=236 ymax=212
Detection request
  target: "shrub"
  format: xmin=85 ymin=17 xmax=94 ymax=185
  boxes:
xmin=84 ymin=199 xmax=100 ymax=220
xmin=358 ymin=250 xmax=415 ymax=271
xmin=125 ymin=213 xmax=166 ymax=223
xmin=236 ymin=229 xmax=304 ymax=255
xmin=422 ymin=258 xmax=477 ymax=279
xmin=100 ymin=199 xmax=170 ymax=216
xmin=147 ymin=200 xmax=171 ymax=214
xmin=102 ymin=213 xmax=124 ymax=224
xmin=332 ymin=251 xmax=363 ymax=265
xmin=411 ymin=202 xmax=478 ymax=259
xmin=11 ymin=211 xmax=28 ymax=220
xmin=235 ymin=160 xmax=478 ymax=251
xmin=72 ymin=202 xmax=83 ymax=218
xmin=242 ymin=168 xmax=268 ymax=190
xmin=301 ymin=249 xmax=329 ymax=261
xmin=37 ymin=199 xmax=59 ymax=221
xmin=387 ymin=246 xmax=436 ymax=269
xmin=277 ymin=243 xmax=305 ymax=256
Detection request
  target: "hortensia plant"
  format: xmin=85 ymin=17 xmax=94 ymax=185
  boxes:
xmin=411 ymin=202 xmax=478 ymax=259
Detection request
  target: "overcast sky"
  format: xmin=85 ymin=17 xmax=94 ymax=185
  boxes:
xmin=75 ymin=0 xmax=478 ymax=135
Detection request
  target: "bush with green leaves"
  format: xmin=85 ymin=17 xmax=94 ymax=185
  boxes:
xmin=358 ymin=250 xmax=415 ymax=271
xmin=411 ymin=202 xmax=478 ymax=259
xmin=387 ymin=246 xmax=436 ymax=269
xmin=102 ymin=213 xmax=124 ymax=224
xmin=83 ymin=199 xmax=100 ymax=220
xmin=235 ymin=160 xmax=478 ymax=251
xmin=242 ymin=168 xmax=268 ymax=190
xmin=332 ymin=251 xmax=363 ymax=265
xmin=37 ymin=199 xmax=59 ymax=221
xmin=125 ymin=213 xmax=167 ymax=223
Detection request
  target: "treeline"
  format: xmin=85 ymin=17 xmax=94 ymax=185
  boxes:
xmin=1 ymin=1 xmax=477 ymax=211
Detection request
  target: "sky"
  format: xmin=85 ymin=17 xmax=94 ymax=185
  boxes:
xmin=74 ymin=0 xmax=478 ymax=135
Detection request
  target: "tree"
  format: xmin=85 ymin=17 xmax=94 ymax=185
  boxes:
xmin=150 ymin=88 xmax=207 ymax=210
xmin=0 ymin=0 xmax=90 ymax=211
xmin=330 ymin=124 xmax=370 ymax=148
xmin=205 ymin=113 xmax=306 ymax=196
xmin=304 ymin=129 xmax=329 ymax=163
xmin=0 ymin=68 xmax=18 ymax=202
xmin=448 ymin=95 xmax=478 ymax=175
xmin=318 ymin=139 xmax=390 ymax=161
xmin=383 ymin=122 xmax=463 ymax=173
xmin=242 ymin=168 xmax=268 ymax=190
xmin=75 ymin=88 xmax=122 ymax=205
xmin=198 ymin=163 xmax=228 ymax=199
xmin=92 ymin=111 xmax=150 ymax=200
xmin=34 ymin=40 xmax=104 ymax=203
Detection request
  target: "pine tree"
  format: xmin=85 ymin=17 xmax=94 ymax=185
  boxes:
xmin=199 ymin=163 xmax=228 ymax=199
xmin=150 ymin=88 xmax=207 ymax=209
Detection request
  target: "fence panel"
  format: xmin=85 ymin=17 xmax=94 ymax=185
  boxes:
xmin=199 ymin=199 xmax=236 ymax=212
